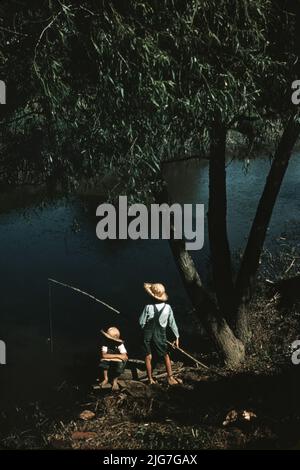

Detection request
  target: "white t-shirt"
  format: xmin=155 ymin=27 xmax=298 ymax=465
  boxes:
xmin=101 ymin=344 xmax=127 ymax=354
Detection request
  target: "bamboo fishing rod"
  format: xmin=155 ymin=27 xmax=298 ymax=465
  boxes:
xmin=47 ymin=278 xmax=120 ymax=353
xmin=48 ymin=278 xmax=120 ymax=314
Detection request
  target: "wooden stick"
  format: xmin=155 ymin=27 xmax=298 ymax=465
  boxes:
xmin=167 ymin=340 xmax=223 ymax=376
xmin=167 ymin=340 xmax=207 ymax=368
xmin=48 ymin=278 xmax=120 ymax=314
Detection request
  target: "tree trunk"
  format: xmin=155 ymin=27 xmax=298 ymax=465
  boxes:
xmin=169 ymin=235 xmax=245 ymax=368
xmin=208 ymin=119 xmax=235 ymax=323
xmin=235 ymin=114 xmax=300 ymax=339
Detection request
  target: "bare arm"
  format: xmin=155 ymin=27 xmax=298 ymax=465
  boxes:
xmin=101 ymin=351 xmax=128 ymax=361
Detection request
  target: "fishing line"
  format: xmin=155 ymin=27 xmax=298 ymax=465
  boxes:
xmin=48 ymin=282 xmax=54 ymax=354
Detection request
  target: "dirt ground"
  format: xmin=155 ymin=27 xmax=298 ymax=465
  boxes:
xmin=44 ymin=368 xmax=300 ymax=450
xmin=1 ymin=287 xmax=300 ymax=451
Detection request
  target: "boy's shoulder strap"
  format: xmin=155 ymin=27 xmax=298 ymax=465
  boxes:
xmin=158 ymin=302 xmax=167 ymax=314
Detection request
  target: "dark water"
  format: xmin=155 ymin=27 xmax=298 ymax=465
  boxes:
xmin=165 ymin=155 xmax=300 ymax=250
xmin=0 ymin=154 xmax=299 ymax=406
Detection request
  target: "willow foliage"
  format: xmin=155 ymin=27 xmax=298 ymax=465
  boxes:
xmin=0 ymin=0 xmax=296 ymax=197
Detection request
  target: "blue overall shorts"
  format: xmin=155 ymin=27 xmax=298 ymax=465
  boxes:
xmin=142 ymin=304 xmax=168 ymax=358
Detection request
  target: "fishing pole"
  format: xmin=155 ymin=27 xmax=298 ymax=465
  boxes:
xmin=47 ymin=278 xmax=120 ymax=352
xmin=166 ymin=340 xmax=209 ymax=370
xmin=48 ymin=278 xmax=120 ymax=313
xmin=166 ymin=340 xmax=224 ymax=377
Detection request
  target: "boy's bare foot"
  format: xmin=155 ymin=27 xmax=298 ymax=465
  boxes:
xmin=148 ymin=378 xmax=157 ymax=385
xmin=100 ymin=379 xmax=109 ymax=388
xmin=112 ymin=380 xmax=120 ymax=391
xmin=167 ymin=375 xmax=182 ymax=385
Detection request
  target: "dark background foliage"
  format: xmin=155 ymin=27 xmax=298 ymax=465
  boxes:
xmin=0 ymin=0 xmax=298 ymax=198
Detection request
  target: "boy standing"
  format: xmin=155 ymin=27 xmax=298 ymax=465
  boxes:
xmin=139 ymin=283 xmax=182 ymax=385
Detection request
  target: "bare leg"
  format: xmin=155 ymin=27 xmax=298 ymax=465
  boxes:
xmin=145 ymin=354 xmax=156 ymax=384
xmin=112 ymin=377 xmax=120 ymax=391
xmin=111 ymin=360 xmax=126 ymax=391
xmin=100 ymin=369 xmax=109 ymax=387
xmin=165 ymin=354 xmax=182 ymax=385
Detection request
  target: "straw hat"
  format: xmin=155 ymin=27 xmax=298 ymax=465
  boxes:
xmin=101 ymin=327 xmax=123 ymax=343
xmin=144 ymin=283 xmax=168 ymax=302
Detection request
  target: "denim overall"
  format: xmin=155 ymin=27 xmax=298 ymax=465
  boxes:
xmin=143 ymin=303 xmax=168 ymax=358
